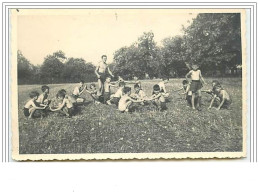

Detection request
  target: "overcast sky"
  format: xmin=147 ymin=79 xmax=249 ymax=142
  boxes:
xmin=16 ymin=9 xmax=197 ymax=65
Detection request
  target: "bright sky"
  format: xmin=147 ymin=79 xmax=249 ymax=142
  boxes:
xmin=16 ymin=9 xmax=197 ymax=65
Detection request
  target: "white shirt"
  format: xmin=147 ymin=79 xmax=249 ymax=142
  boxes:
xmin=189 ymin=70 xmax=201 ymax=80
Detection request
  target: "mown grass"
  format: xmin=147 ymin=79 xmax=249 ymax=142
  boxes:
xmin=18 ymin=78 xmax=243 ymax=154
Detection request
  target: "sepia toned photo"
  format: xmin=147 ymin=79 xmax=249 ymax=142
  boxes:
xmin=11 ymin=9 xmax=247 ymax=160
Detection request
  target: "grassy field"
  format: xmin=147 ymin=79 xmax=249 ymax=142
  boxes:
xmin=18 ymin=78 xmax=243 ymax=154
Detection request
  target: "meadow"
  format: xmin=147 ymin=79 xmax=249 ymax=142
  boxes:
xmin=18 ymin=78 xmax=243 ymax=154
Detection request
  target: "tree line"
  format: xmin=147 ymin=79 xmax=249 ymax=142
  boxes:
xmin=18 ymin=13 xmax=242 ymax=84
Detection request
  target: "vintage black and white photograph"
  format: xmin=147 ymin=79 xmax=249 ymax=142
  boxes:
xmin=11 ymin=9 xmax=246 ymax=160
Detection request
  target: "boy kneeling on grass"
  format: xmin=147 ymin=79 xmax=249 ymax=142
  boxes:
xmin=145 ymin=84 xmax=167 ymax=111
xmin=208 ymin=80 xmax=232 ymax=110
xmin=36 ymin=85 xmax=51 ymax=106
xmin=85 ymin=83 xmax=101 ymax=104
xmin=23 ymin=91 xmax=47 ymax=119
xmin=107 ymin=81 xmax=125 ymax=106
xmin=50 ymin=90 xmax=74 ymax=118
xmin=118 ymin=86 xmax=143 ymax=113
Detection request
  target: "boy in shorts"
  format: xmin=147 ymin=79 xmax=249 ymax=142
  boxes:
xmin=146 ymin=84 xmax=167 ymax=111
xmin=85 ymin=83 xmax=101 ymax=104
xmin=118 ymin=87 xmax=143 ymax=112
xmin=107 ymin=81 xmax=125 ymax=106
xmin=23 ymin=91 xmax=47 ymax=119
xmin=103 ymin=76 xmax=116 ymax=104
xmin=208 ymin=80 xmax=232 ymax=110
xmin=50 ymin=91 xmax=75 ymax=117
xmin=72 ymin=80 xmax=86 ymax=103
xmin=185 ymin=64 xmax=206 ymax=110
xmin=37 ymin=85 xmax=51 ymax=106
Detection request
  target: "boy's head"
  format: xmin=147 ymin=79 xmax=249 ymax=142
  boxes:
xmin=59 ymin=89 xmax=67 ymax=95
xmin=118 ymin=81 xmax=125 ymax=88
xmin=182 ymin=80 xmax=188 ymax=85
xmin=133 ymin=76 xmax=138 ymax=81
xmin=56 ymin=91 xmax=65 ymax=100
xmin=90 ymin=83 xmax=96 ymax=89
xmin=41 ymin=85 xmax=49 ymax=93
xmin=134 ymin=84 xmax=141 ymax=92
xmin=79 ymin=80 xmax=84 ymax=87
xmin=29 ymin=91 xmax=39 ymax=100
xmin=106 ymin=76 xmax=111 ymax=83
xmin=153 ymin=84 xmax=160 ymax=94
xmin=192 ymin=64 xmax=199 ymax=70
xmin=123 ymin=86 xmax=131 ymax=95
xmin=101 ymin=55 xmax=107 ymax=62
xmin=212 ymin=80 xmax=220 ymax=87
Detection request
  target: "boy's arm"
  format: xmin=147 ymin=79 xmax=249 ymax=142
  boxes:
xmin=199 ymin=71 xmax=206 ymax=85
xmin=107 ymin=66 xmax=114 ymax=78
xmin=185 ymin=71 xmax=191 ymax=80
xmin=208 ymin=94 xmax=217 ymax=109
xmin=145 ymin=94 xmax=161 ymax=101
xmin=95 ymin=65 xmax=100 ymax=78
xmin=50 ymin=100 xmax=65 ymax=111
xmin=217 ymin=91 xmax=227 ymax=110
xmin=130 ymin=96 xmax=143 ymax=103
xmin=31 ymin=101 xmax=46 ymax=110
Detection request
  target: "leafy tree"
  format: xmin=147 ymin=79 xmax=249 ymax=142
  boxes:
xmin=40 ymin=51 xmax=66 ymax=83
xmin=17 ymin=50 xmax=36 ymax=84
xmin=182 ymin=13 xmax=242 ymax=75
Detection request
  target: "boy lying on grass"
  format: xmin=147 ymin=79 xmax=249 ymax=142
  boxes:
xmin=85 ymin=83 xmax=101 ymax=104
xmin=118 ymin=86 xmax=143 ymax=113
xmin=208 ymin=80 xmax=232 ymax=110
xmin=107 ymin=81 xmax=125 ymax=106
xmin=23 ymin=91 xmax=47 ymax=119
xmin=50 ymin=90 xmax=74 ymax=118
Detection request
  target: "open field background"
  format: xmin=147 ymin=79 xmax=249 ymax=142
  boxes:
xmin=17 ymin=78 xmax=242 ymax=154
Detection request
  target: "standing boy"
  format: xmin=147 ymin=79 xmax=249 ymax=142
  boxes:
xmin=95 ymin=55 xmax=114 ymax=97
xmin=185 ymin=64 xmax=206 ymax=110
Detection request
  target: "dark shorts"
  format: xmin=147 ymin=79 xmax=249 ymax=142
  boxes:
xmin=190 ymin=80 xmax=202 ymax=92
xmin=67 ymin=107 xmax=74 ymax=117
xmin=23 ymin=107 xmax=30 ymax=117
xmin=103 ymin=92 xmax=110 ymax=103
xmin=98 ymin=72 xmax=107 ymax=83
xmin=222 ymin=99 xmax=232 ymax=108
xmin=72 ymin=94 xmax=79 ymax=99
xmin=110 ymin=97 xmax=120 ymax=106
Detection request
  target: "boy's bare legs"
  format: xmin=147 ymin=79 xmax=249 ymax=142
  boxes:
xmin=97 ymin=79 xmax=103 ymax=96
xmin=28 ymin=107 xmax=36 ymax=119
xmin=60 ymin=107 xmax=69 ymax=117
xmin=125 ymin=101 xmax=133 ymax=112
xmin=196 ymin=90 xmax=202 ymax=109
xmin=191 ymin=92 xmax=196 ymax=110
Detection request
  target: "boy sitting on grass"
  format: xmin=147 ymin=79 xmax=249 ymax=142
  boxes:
xmin=158 ymin=77 xmax=170 ymax=98
xmin=85 ymin=83 xmax=101 ymax=104
xmin=36 ymin=85 xmax=51 ymax=106
xmin=23 ymin=91 xmax=47 ymax=119
xmin=118 ymin=86 xmax=143 ymax=113
xmin=131 ymin=84 xmax=148 ymax=105
xmin=103 ymin=76 xmax=117 ymax=104
xmin=72 ymin=80 xmax=87 ymax=103
xmin=146 ymin=84 xmax=167 ymax=111
xmin=185 ymin=64 xmax=206 ymax=110
xmin=107 ymin=81 xmax=125 ymax=106
xmin=208 ymin=80 xmax=232 ymax=110
xmin=50 ymin=91 xmax=74 ymax=118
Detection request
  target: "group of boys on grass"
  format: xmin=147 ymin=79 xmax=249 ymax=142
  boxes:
xmin=23 ymin=55 xmax=232 ymax=119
